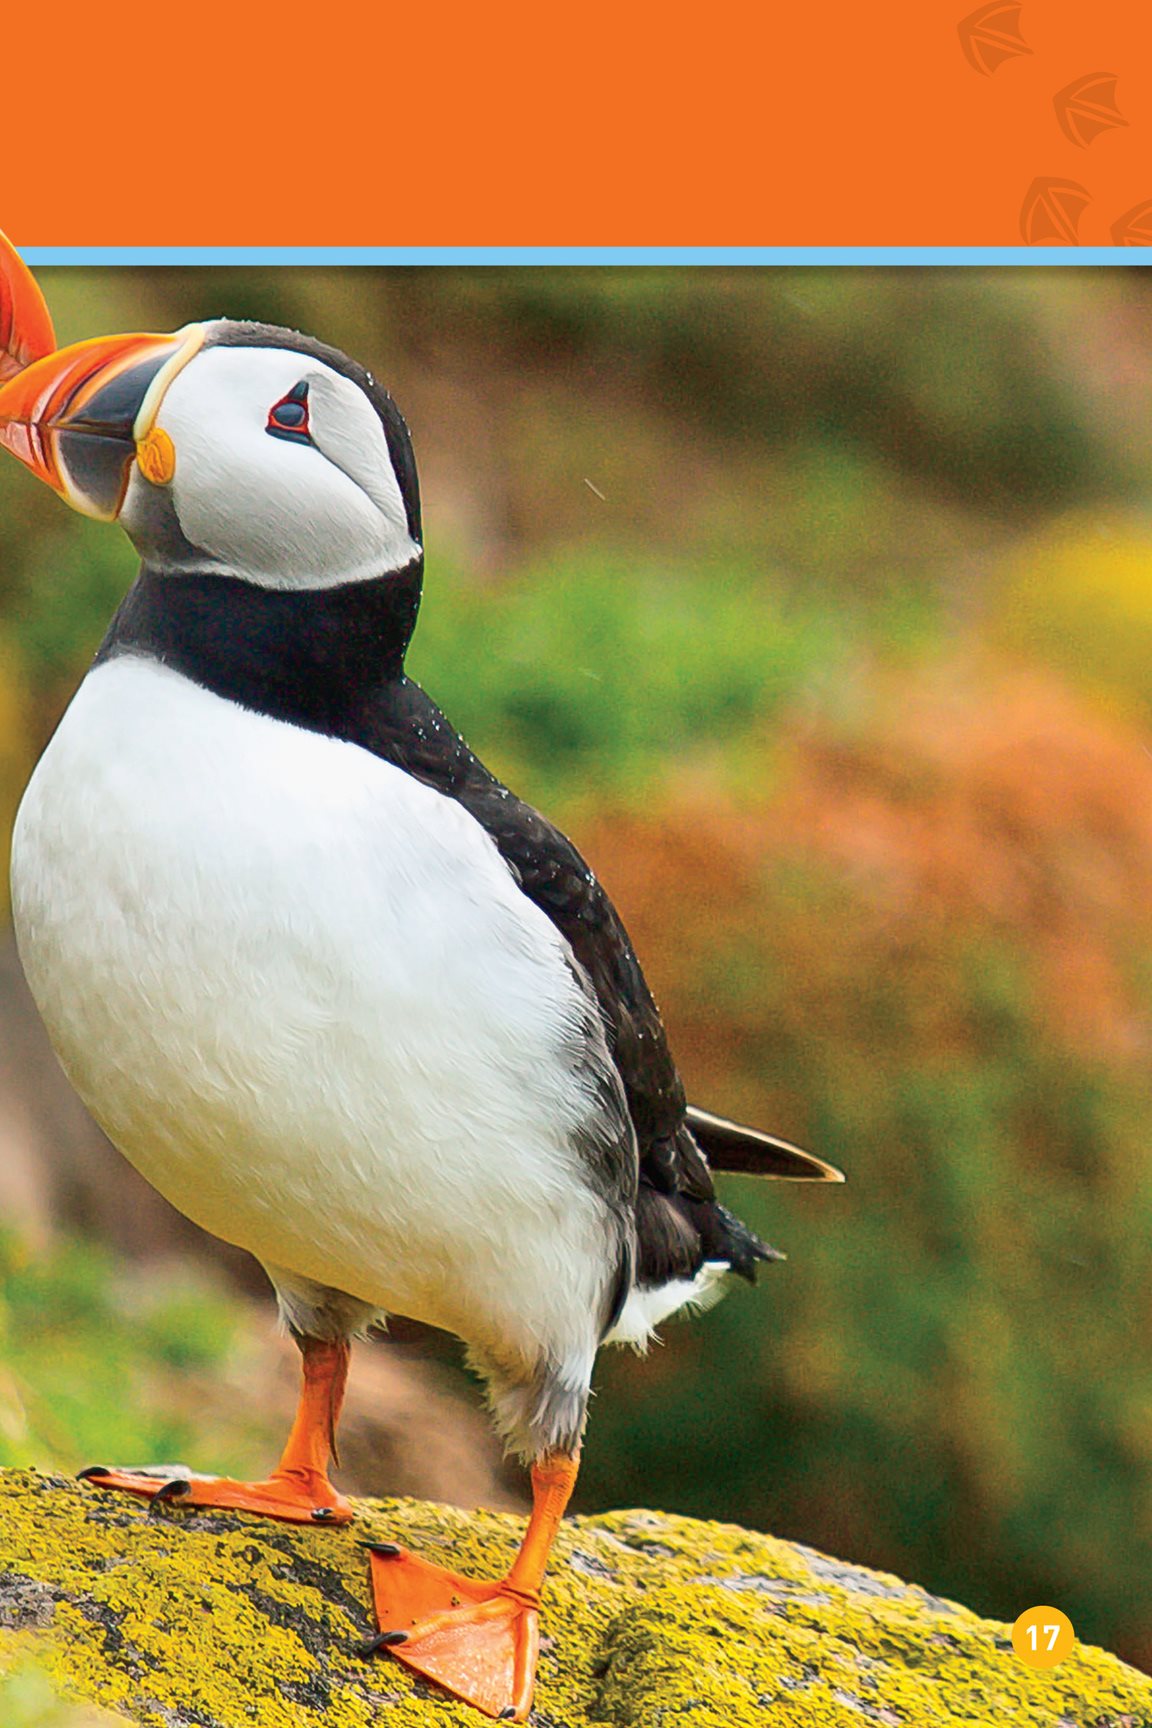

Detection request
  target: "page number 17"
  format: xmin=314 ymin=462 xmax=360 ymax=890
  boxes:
xmin=1012 ymin=1607 xmax=1074 ymax=1670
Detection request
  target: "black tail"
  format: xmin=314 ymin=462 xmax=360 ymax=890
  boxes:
xmin=634 ymin=1187 xmax=783 ymax=1289
xmin=710 ymin=1201 xmax=784 ymax=1283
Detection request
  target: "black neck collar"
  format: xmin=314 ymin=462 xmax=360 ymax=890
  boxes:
xmin=96 ymin=561 xmax=424 ymax=735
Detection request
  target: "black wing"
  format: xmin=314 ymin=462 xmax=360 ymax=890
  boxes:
xmin=373 ymin=681 xmax=841 ymax=1257
xmin=450 ymin=765 xmax=782 ymax=1284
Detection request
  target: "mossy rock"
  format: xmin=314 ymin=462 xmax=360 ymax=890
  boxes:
xmin=0 ymin=1467 xmax=1147 ymax=1726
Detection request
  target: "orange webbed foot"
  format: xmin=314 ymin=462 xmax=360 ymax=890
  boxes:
xmin=78 ymin=1464 xmax=353 ymax=1525
xmin=365 ymin=1545 xmax=539 ymax=1721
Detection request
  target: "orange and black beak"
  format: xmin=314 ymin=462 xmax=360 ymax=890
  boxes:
xmin=0 ymin=324 xmax=205 ymax=521
xmin=0 ymin=229 xmax=205 ymax=521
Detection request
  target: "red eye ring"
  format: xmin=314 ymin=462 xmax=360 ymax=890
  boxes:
xmin=267 ymin=382 xmax=310 ymax=443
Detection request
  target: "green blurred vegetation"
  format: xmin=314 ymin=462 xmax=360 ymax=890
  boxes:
xmin=0 ymin=1666 xmax=127 ymax=1727
xmin=408 ymin=554 xmax=858 ymax=807
xmin=0 ymin=1233 xmax=273 ymax=1478
xmin=4 ymin=268 xmax=1152 ymax=1670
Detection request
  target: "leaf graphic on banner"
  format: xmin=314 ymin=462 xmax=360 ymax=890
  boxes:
xmin=1054 ymin=74 xmax=1127 ymax=148
xmin=958 ymin=2 xmax=1032 ymax=75
xmin=1110 ymin=202 xmax=1152 ymax=247
xmin=1019 ymin=179 xmax=1091 ymax=246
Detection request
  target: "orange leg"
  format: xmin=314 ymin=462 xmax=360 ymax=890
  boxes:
xmin=365 ymin=1450 xmax=579 ymax=1721
xmin=79 ymin=1337 xmax=353 ymax=1525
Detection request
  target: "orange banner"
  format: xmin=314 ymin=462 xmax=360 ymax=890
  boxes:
xmin=4 ymin=1 xmax=1150 ymax=247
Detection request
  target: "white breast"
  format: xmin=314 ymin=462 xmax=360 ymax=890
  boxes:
xmin=10 ymin=656 xmax=619 ymax=1367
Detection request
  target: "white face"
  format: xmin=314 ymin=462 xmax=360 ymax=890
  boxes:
xmin=120 ymin=339 xmax=421 ymax=589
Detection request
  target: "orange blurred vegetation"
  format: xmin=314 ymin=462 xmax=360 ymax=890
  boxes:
xmin=582 ymin=654 xmax=1152 ymax=1669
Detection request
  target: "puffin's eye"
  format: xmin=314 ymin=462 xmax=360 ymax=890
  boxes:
xmin=267 ymin=381 xmax=311 ymax=444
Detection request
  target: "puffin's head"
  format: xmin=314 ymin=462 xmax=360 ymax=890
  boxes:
xmin=0 ymin=239 xmax=421 ymax=591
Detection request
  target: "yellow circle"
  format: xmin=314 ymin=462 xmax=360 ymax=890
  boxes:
xmin=136 ymin=426 xmax=176 ymax=486
xmin=1012 ymin=1606 xmax=1075 ymax=1669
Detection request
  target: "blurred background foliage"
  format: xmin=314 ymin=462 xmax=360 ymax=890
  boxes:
xmin=3 ymin=266 xmax=1152 ymax=1673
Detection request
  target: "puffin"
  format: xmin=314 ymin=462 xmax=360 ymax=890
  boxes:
xmin=0 ymin=233 xmax=843 ymax=1721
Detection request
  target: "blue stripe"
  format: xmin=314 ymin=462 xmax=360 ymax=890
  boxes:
xmin=19 ymin=245 xmax=1152 ymax=268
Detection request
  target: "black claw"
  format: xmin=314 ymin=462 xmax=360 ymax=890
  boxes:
xmin=355 ymin=1630 xmax=409 ymax=1657
xmin=310 ymin=1506 xmax=336 ymax=1522
xmin=499 ymin=1709 xmax=517 ymax=1721
xmin=77 ymin=1466 xmax=111 ymax=1482
xmin=362 ymin=1541 xmax=402 ymax=1557
xmin=153 ymin=1478 xmax=191 ymax=1502
xmin=147 ymin=1479 xmax=192 ymax=1517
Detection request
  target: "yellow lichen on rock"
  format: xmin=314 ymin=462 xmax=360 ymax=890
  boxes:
xmin=0 ymin=1468 xmax=1148 ymax=1726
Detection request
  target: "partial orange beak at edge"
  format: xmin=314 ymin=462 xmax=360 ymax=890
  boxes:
xmin=0 ymin=227 xmax=56 ymax=384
